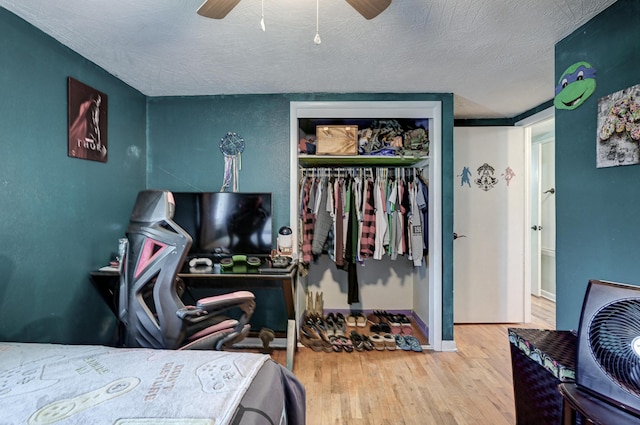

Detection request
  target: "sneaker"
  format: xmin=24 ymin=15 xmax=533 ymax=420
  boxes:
xmin=394 ymin=334 xmax=411 ymax=351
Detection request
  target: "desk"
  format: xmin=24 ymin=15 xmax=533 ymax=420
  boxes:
xmin=91 ymin=269 xmax=129 ymax=323
xmin=178 ymin=268 xmax=296 ymax=327
xmin=559 ymin=383 xmax=640 ymax=425
xmin=90 ymin=265 xmax=298 ymax=370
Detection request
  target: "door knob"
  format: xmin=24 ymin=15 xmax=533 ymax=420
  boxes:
xmin=531 ymin=225 xmax=543 ymax=231
xmin=453 ymin=232 xmax=467 ymax=240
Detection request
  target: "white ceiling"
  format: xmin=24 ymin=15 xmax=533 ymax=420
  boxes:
xmin=0 ymin=0 xmax=617 ymax=118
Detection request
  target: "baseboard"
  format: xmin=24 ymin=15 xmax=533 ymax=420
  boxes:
xmin=441 ymin=339 xmax=458 ymax=352
xmin=541 ymin=290 xmax=556 ymax=302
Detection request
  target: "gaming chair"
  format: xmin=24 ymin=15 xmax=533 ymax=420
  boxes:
xmin=118 ymin=189 xmax=255 ymax=350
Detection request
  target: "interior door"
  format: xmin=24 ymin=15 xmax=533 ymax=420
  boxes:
xmin=539 ymin=137 xmax=556 ymax=300
xmin=530 ymin=141 xmax=542 ymax=297
xmin=453 ymin=126 xmax=527 ymax=323
xmin=529 ymin=118 xmax=556 ymax=301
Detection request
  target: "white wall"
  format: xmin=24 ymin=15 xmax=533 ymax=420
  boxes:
xmin=306 ymin=256 xmax=414 ymax=310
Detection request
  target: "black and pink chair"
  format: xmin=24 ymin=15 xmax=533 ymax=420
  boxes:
xmin=118 ymin=190 xmax=255 ymax=350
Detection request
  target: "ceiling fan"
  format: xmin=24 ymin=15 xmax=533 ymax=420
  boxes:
xmin=197 ymin=0 xmax=392 ymax=20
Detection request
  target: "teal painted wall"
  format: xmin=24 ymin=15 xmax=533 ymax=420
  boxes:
xmin=0 ymin=8 xmax=147 ymax=344
xmin=555 ymin=0 xmax=640 ymax=330
xmin=147 ymin=92 xmax=455 ymax=340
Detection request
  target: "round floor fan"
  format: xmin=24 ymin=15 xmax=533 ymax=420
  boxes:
xmin=197 ymin=0 xmax=391 ymax=20
xmin=577 ymin=280 xmax=640 ymax=416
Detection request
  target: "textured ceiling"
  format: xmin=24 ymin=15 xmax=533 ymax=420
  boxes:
xmin=0 ymin=0 xmax=617 ymax=118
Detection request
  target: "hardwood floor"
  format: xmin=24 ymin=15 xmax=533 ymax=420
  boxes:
xmin=268 ymin=296 xmax=556 ymax=424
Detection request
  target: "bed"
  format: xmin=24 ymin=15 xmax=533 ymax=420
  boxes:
xmin=0 ymin=342 xmax=305 ymax=425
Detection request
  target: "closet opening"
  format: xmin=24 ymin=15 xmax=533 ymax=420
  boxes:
xmin=289 ymin=101 xmax=445 ymax=351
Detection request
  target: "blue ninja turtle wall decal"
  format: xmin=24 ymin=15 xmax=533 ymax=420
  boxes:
xmin=554 ymin=61 xmax=597 ymax=110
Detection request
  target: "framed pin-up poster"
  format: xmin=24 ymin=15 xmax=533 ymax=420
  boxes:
xmin=68 ymin=77 xmax=108 ymax=162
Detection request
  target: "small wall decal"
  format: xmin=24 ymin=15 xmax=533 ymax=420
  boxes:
xmin=458 ymin=166 xmax=472 ymax=187
xmin=554 ymin=61 xmax=596 ymax=110
xmin=502 ymin=166 xmax=516 ymax=186
xmin=596 ymin=83 xmax=640 ymax=168
xmin=475 ymin=163 xmax=498 ymax=191
xmin=68 ymin=77 xmax=108 ymax=162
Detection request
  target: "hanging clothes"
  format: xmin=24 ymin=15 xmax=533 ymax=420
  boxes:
xmin=408 ymin=179 xmax=424 ymax=266
xmin=359 ymin=178 xmax=376 ymax=259
xmin=325 ymin=179 xmax=336 ymax=260
xmin=298 ymin=165 xmax=429 ymax=304
xmin=312 ymin=177 xmax=332 ymax=257
xmin=342 ymin=177 xmax=350 ymax=261
xmin=298 ymin=166 xmax=428 ymax=270
xmin=352 ymin=175 xmax=363 ymax=261
xmin=417 ymin=174 xmax=429 ymax=255
xmin=301 ymin=177 xmax=316 ymax=264
xmin=387 ymin=178 xmax=401 ymax=260
xmin=333 ymin=177 xmax=345 ymax=267
xmin=373 ymin=172 xmax=389 ymax=260
xmin=400 ymin=177 xmax=411 ymax=256
xmin=343 ymin=176 xmax=360 ymax=304
xmin=396 ymin=178 xmax=406 ymax=256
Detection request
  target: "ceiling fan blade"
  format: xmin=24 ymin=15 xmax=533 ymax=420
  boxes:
xmin=197 ymin=0 xmax=242 ymax=19
xmin=345 ymin=0 xmax=391 ymax=20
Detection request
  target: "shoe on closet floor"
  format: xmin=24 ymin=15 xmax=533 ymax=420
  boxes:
xmin=334 ymin=313 xmax=347 ymax=335
xmin=369 ymin=334 xmax=385 ymax=351
xmin=315 ymin=291 xmax=324 ymax=317
xmin=341 ymin=336 xmax=354 ymax=353
xmin=385 ymin=313 xmax=403 ymax=335
xmin=330 ymin=335 xmax=353 ymax=353
xmin=362 ymin=335 xmax=374 ymax=351
xmin=370 ymin=322 xmax=391 ymax=334
xmin=397 ymin=313 xmax=413 ymax=335
xmin=325 ymin=313 xmax=337 ymax=337
xmin=387 ymin=313 xmax=401 ymax=328
xmin=300 ymin=325 xmax=325 ymax=352
xmin=349 ymin=331 xmax=365 ymax=352
xmin=404 ymin=335 xmax=423 ymax=352
xmin=394 ymin=334 xmax=411 ymax=351
xmin=382 ymin=333 xmax=396 ymax=351
xmin=329 ymin=335 xmax=342 ymax=352
xmin=326 ymin=313 xmax=345 ymax=336
xmin=374 ymin=311 xmax=400 ymax=334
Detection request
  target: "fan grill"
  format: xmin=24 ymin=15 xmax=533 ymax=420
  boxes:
xmin=588 ymin=299 xmax=640 ymax=398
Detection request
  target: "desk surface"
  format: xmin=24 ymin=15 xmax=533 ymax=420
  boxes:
xmin=91 ymin=265 xmax=297 ymax=319
xmin=182 ymin=258 xmax=296 ymax=276
xmin=178 ymin=266 xmax=296 ymax=280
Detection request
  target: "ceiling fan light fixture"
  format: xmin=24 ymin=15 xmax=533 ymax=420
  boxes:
xmin=260 ymin=0 xmax=266 ymax=31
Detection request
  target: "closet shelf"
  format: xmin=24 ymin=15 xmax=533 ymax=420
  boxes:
xmin=298 ymin=154 xmax=428 ymax=168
